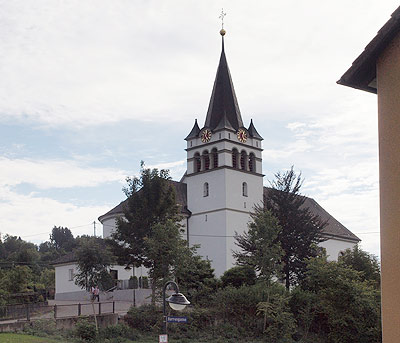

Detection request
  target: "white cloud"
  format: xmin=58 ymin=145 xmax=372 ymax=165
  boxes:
xmin=0 ymin=157 xmax=126 ymax=189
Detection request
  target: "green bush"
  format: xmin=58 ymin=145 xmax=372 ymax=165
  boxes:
xmin=75 ymin=318 xmax=97 ymax=341
xmin=100 ymin=323 xmax=140 ymax=341
xmin=221 ymin=265 xmax=257 ymax=288
xmin=23 ymin=319 xmax=58 ymax=337
xmin=125 ymin=304 xmax=161 ymax=332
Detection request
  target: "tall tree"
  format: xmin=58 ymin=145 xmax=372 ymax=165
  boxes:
xmin=50 ymin=226 xmax=76 ymax=251
xmin=233 ymin=206 xmax=283 ymax=282
xmin=110 ymin=162 xmax=180 ymax=268
xmin=74 ymin=236 xmax=115 ymax=291
xmin=265 ymin=167 xmax=326 ymax=289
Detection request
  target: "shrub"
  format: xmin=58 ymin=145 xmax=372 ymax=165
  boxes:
xmin=220 ymin=265 xmax=256 ymax=288
xmin=23 ymin=319 xmax=58 ymax=337
xmin=125 ymin=304 xmax=161 ymax=332
xmin=75 ymin=318 xmax=97 ymax=341
xmin=100 ymin=323 xmax=140 ymax=341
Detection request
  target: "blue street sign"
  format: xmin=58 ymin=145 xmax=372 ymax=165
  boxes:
xmin=167 ymin=316 xmax=188 ymax=323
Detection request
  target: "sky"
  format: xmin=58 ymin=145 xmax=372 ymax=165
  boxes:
xmin=1 ymin=0 xmax=397 ymax=258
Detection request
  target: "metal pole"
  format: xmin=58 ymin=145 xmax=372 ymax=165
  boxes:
xmin=78 ymin=303 xmax=81 ymax=316
xmin=162 ymin=281 xmax=179 ymax=335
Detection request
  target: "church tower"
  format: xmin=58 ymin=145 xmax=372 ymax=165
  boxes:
xmin=182 ymin=30 xmax=264 ymax=276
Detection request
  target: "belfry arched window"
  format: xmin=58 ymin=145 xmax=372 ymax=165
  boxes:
xmin=203 ymin=182 xmax=209 ymax=197
xmin=232 ymin=148 xmax=239 ymax=169
xmin=242 ymin=182 xmax=248 ymax=197
xmin=194 ymin=153 xmax=201 ymax=172
xmin=202 ymin=150 xmax=210 ymax=171
xmin=249 ymin=153 xmax=255 ymax=173
xmin=212 ymin=148 xmax=218 ymax=168
xmin=240 ymin=151 xmax=247 ymax=170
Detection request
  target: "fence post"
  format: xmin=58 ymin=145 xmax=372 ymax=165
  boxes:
xmin=99 ymin=302 xmax=101 ymax=315
xmin=26 ymin=303 xmax=30 ymax=321
xmin=78 ymin=303 xmax=81 ymax=316
xmin=54 ymin=304 xmax=57 ymax=319
xmin=112 ymin=301 xmax=115 ymax=314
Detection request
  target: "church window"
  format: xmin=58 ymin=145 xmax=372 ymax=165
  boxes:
xmin=228 ymin=133 xmax=231 ymax=139
xmin=205 ymin=214 xmax=208 ymax=221
xmin=204 ymin=182 xmax=209 ymax=197
xmin=219 ymin=133 xmax=222 ymax=139
xmin=240 ymin=151 xmax=247 ymax=170
xmin=256 ymin=141 xmax=258 ymax=147
xmin=68 ymin=269 xmax=74 ymax=281
xmin=244 ymin=202 xmax=246 ymax=208
xmin=232 ymin=148 xmax=238 ymax=168
xmin=242 ymin=182 xmax=248 ymax=197
xmin=194 ymin=153 xmax=201 ymax=172
xmin=249 ymin=153 xmax=255 ymax=172
xmin=203 ymin=151 xmax=210 ymax=170
xmin=190 ymin=141 xmax=193 ymax=147
xmin=212 ymin=148 xmax=218 ymax=168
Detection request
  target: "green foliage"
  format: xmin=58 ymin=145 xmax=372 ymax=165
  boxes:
xmin=0 ymin=266 xmax=33 ymax=293
xmin=338 ymin=244 xmax=380 ymax=288
xmin=256 ymin=284 xmax=295 ymax=343
xmin=74 ymin=236 xmax=115 ymax=291
xmin=74 ymin=318 xmax=97 ymax=341
xmin=294 ymin=256 xmax=381 ymax=343
xmin=23 ymin=319 xmax=58 ymax=337
xmin=99 ymin=323 xmax=140 ymax=342
xmin=49 ymin=226 xmax=76 ymax=251
xmin=39 ymin=269 xmax=55 ymax=290
xmin=221 ymin=265 xmax=256 ymax=288
xmin=234 ymin=206 xmax=283 ymax=282
xmin=125 ymin=304 xmax=162 ymax=332
xmin=111 ymin=162 xmax=180 ymax=269
xmin=265 ymin=167 xmax=326 ymax=289
xmin=0 ymin=235 xmax=40 ymax=264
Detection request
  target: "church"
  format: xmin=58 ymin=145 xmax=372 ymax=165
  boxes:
xmin=53 ymin=30 xmax=359 ymax=299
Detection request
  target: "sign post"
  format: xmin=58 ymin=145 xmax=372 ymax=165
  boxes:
xmin=159 ymin=334 xmax=168 ymax=343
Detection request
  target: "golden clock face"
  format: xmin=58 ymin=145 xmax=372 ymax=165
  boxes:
xmin=237 ymin=129 xmax=247 ymax=143
xmin=201 ymin=129 xmax=212 ymax=143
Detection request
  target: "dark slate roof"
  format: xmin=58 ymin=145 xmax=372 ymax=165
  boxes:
xmin=185 ymin=119 xmax=201 ymax=140
xmin=51 ymin=252 xmax=77 ymax=265
xmin=247 ymin=119 xmax=263 ymax=140
xmin=337 ymin=6 xmax=400 ymax=93
xmin=204 ymin=37 xmax=244 ymax=131
xmin=263 ymin=187 xmax=360 ymax=242
xmin=98 ymin=180 xmax=190 ymax=222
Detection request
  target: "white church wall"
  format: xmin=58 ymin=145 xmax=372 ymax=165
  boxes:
xmin=319 ymin=238 xmax=356 ymax=261
xmin=188 ymin=210 xmax=227 ymax=276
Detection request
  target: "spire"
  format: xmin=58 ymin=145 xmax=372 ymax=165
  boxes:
xmin=204 ymin=30 xmax=244 ymax=131
xmin=248 ymin=119 xmax=263 ymax=140
xmin=185 ymin=119 xmax=200 ymax=140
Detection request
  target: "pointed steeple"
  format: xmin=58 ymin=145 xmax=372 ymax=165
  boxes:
xmin=248 ymin=119 xmax=263 ymax=140
xmin=185 ymin=119 xmax=201 ymax=140
xmin=204 ymin=32 xmax=243 ymax=131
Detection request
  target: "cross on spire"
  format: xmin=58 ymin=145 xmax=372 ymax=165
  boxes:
xmin=219 ymin=8 xmax=226 ymax=29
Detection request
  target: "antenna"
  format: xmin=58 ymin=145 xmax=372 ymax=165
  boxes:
xmin=93 ymin=221 xmax=96 ymax=236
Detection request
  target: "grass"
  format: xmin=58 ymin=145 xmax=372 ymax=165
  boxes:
xmin=0 ymin=333 xmax=70 ymax=343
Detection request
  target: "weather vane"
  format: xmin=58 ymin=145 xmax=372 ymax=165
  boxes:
xmin=219 ymin=8 xmax=226 ymax=29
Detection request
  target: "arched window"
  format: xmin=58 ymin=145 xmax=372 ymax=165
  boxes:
xmin=212 ymin=148 xmax=218 ymax=168
xmin=249 ymin=153 xmax=255 ymax=172
xmin=240 ymin=151 xmax=247 ymax=170
xmin=203 ymin=150 xmax=210 ymax=171
xmin=242 ymin=182 xmax=248 ymax=197
xmin=203 ymin=182 xmax=209 ymax=197
xmin=194 ymin=153 xmax=201 ymax=172
xmin=232 ymin=148 xmax=238 ymax=169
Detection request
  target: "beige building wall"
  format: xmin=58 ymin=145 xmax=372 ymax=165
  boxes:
xmin=376 ymin=30 xmax=400 ymax=342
